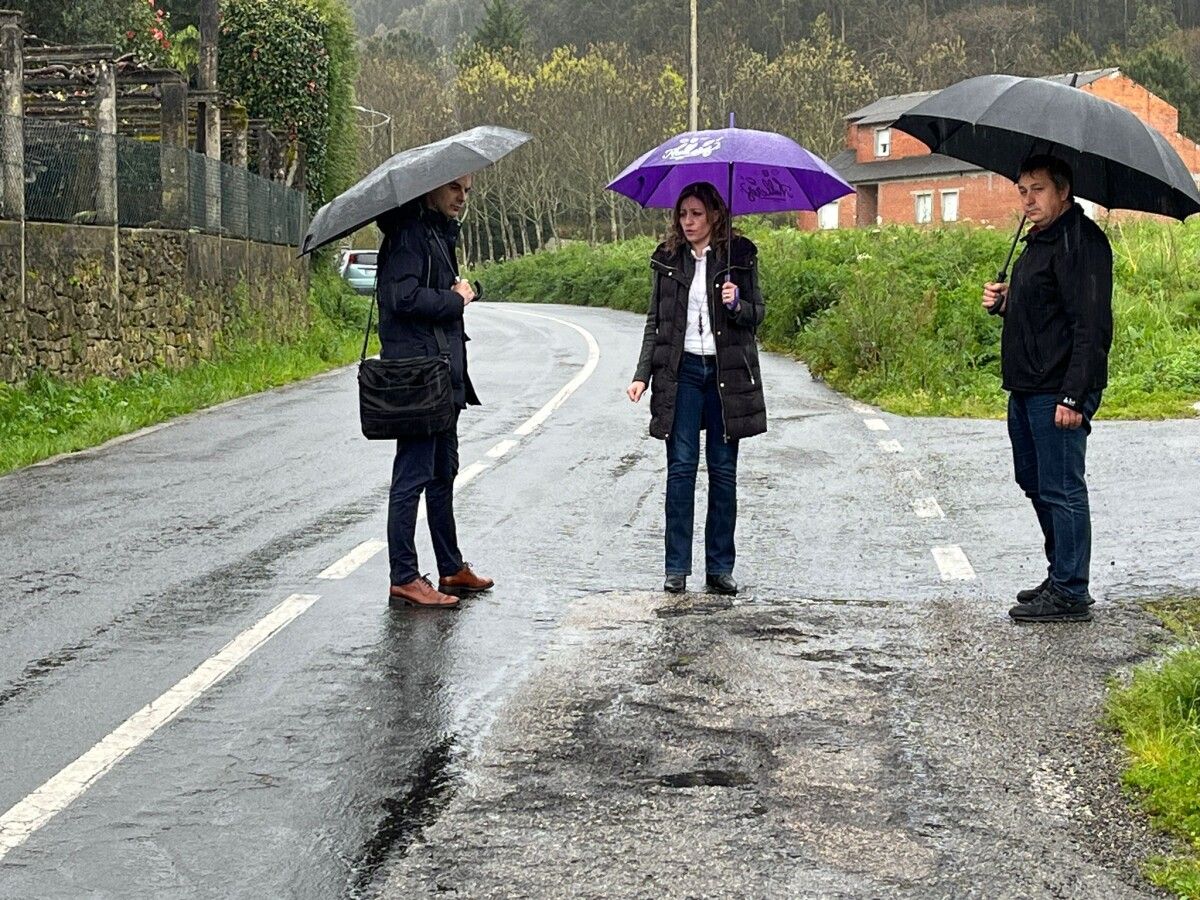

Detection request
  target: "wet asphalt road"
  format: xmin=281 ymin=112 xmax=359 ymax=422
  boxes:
xmin=1 ymin=302 xmax=1198 ymax=898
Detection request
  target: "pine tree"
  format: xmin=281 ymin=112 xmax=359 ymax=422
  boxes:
xmin=473 ymin=0 xmax=527 ymax=54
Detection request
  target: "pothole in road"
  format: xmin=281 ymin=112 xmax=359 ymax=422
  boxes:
xmin=655 ymin=597 xmax=735 ymax=618
xmin=657 ymin=769 xmax=752 ymax=789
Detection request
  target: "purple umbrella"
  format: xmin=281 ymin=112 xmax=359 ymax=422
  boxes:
xmin=607 ymin=119 xmax=854 ymax=216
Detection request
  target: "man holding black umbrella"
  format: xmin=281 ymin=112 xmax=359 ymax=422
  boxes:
xmin=378 ymin=175 xmax=494 ymax=609
xmin=982 ymin=155 xmax=1113 ymax=623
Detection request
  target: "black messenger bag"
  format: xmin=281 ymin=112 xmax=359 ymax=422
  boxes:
xmin=357 ymin=295 xmax=456 ymax=440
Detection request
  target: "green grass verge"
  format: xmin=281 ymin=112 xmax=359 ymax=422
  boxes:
xmin=473 ymin=219 xmax=1200 ymax=419
xmin=0 ymin=266 xmax=373 ymax=477
xmin=1109 ymin=597 xmax=1200 ymax=898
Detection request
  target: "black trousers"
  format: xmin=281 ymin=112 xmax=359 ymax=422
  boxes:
xmin=387 ymin=412 xmax=462 ymax=585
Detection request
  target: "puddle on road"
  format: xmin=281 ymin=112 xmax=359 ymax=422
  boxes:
xmin=343 ymin=736 xmax=459 ymax=899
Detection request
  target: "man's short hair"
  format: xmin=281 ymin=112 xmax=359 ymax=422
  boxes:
xmin=1019 ymin=154 xmax=1073 ymax=198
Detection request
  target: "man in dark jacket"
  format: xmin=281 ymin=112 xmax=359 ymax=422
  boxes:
xmin=376 ymin=175 xmax=493 ymax=609
xmin=982 ymin=155 xmax=1113 ymax=623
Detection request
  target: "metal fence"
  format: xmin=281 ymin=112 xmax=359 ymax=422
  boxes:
xmin=5 ymin=116 xmax=306 ymax=245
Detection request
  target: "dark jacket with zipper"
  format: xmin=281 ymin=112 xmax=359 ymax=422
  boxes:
xmin=633 ymin=235 xmax=766 ymax=441
xmin=1000 ymin=203 xmax=1113 ymax=410
xmin=376 ymin=204 xmax=479 ymax=409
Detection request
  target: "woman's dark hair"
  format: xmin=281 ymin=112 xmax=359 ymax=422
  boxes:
xmin=666 ymin=181 xmax=736 ymax=255
xmin=1019 ymin=154 xmax=1074 ymax=200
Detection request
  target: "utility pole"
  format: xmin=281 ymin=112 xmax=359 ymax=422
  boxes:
xmin=689 ymin=0 xmax=699 ymax=131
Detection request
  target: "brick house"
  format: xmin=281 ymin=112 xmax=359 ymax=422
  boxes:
xmin=799 ymin=68 xmax=1200 ymax=230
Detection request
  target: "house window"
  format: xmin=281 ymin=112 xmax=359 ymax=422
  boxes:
xmin=874 ymin=127 xmax=891 ymax=158
xmin=817 ymin=201 xmax=839 ymax=230
xmin=940 ymin=190 xmax=959 ymax=222
xmin=914 ymin=192 xmax=933 ymax=224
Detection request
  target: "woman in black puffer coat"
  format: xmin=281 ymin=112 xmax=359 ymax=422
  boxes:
xmin=626 ymin=181 xmax=766 ymax=596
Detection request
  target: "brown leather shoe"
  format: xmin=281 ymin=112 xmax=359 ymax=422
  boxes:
xmin=439 ymin=563 xmax=494 ymax=596
xmin=389 ymin=576 xmax=460 ymax=609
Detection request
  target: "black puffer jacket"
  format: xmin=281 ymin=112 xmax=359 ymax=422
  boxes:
xmin=633 ymin=235 xmax=766 ymax=441
xmin=376 ymin=204 xmax=480 ymax=409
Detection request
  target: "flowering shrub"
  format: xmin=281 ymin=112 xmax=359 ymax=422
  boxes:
xmin=120 ymin=0 xmax=173 ymax=66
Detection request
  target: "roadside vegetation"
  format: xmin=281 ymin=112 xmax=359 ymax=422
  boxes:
xmin=0 ymin=267 xmax=371 ymax=477
xmin=1108 ymin=598 xmax=1200 ymax=897
xmin=478 ymin=219 xmax=1200 ymax=419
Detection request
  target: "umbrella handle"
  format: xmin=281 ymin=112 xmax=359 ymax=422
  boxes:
xmin=989 ymin=215 xmax=1027 ymax=316
xmin=473 ymin=280 xmax=485 ymax=301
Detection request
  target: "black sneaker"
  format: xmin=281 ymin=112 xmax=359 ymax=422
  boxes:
xmin=664 ymin=574 xmax=686 ymax=594
xmin=1017 ymin=578 xmax=1095 ymax=606
xmin=1016 ymin=578 xmax=1050 ymax=604
xmin=705 ymin=574 xmax=738 ymax=595
xmin=1009 ymin=586 xmax=1093 ymax=623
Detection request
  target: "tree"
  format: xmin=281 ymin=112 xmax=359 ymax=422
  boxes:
xmin=473 ymin=0 xmax=527 ymax=54
xmin=362 ymin=26 xmax=438 ymax=61
xmin=730 ymin=15 xmax=876 ymax=158
xmin=1123 ymin=42 xmax=1200 ymax=134
xmin=220 ymin=0 xmax=360 ymax=206
xmin=1050 ymin=32 xmax=1101 ymax=73
xmin=1130 ymin=0 xmax=1179 ymax=48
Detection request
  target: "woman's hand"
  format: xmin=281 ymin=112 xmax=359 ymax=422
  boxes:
xmin=627 ymin=381 xmax=646 ymax=403
xmin=721 ymin=280 xmax=739 ymax=310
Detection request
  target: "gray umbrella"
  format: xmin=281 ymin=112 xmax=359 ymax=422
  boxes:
xmin=301 ymin=125 xmax=532 ymax=255
xmin=893 ymin=74 xmax=1200 ymax=221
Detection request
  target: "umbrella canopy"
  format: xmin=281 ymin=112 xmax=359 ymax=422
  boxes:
xmin=606 ymin=125 xmax=854 ymax=215
xmin=301 ymin=125 xmax=532 ymax=255
xmin=893 ymin=73 xmax=1200 ymax=220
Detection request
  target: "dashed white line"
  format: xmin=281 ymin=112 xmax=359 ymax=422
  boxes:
xmin=850 ymin=402 xmax=875 ymax=414
xmin=863 ymin=418 xmax=889 ymax=432
xmin=913 ymin=497 xmax=946 ymax=519
xmin=878 ymin=439 xmax=903 ymax=454
xmin=455 ymin=461 xmax=490 ymax=489
xmin=486 ymin=439 xmax=519 ymax=459
xmin=318 ymin=540 xmax=387 ymax=580
xmin=932 ymin=546 xmax=976 ymax=581
xmin=0 ymin=593 xmax=320 ymax=862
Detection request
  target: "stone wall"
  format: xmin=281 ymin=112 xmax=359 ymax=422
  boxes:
xmin=0 ymin=222 xmax=308 ymax=384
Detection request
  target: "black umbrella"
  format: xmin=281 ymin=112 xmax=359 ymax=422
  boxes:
xmin=894 ymin=73 xmax=1200 ymax=278
xmin=301 ymin=125 xmax=532 ymax=256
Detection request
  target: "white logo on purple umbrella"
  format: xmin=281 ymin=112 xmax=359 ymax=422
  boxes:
xmin=740 ymin=168 xmax=793 ymax=202
xmin=661 ymin=137 xmax=723 ymax=161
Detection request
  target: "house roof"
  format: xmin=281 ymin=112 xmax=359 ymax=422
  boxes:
xmin=827 ymin=147 xmax=984 ymax=184
xmin=846 ymin=68 xmax=1122 ymax=125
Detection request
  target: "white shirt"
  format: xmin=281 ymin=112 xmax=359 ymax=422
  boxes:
xmin=683 ymin=246 xmax=716 ymax=356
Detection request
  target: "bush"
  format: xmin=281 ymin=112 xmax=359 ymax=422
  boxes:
xmin=476 ymin=218 xmax=1200 ymax=419
xmin=219 ymin=0 xmax=359 ymax=207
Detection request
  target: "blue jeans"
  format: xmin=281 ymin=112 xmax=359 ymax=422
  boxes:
xmin=1007 ymin=390 xmax=1102 ymax=600
xmin=665 ymin=353 xmax=738 ymax=577
xmin=388 ymin=413 xmax=463 ymax=585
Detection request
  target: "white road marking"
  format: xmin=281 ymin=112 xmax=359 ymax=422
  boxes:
xmin=498 ymin=309 xmax=601 ymax=437
xmin=932 ymin=546 xmax=976 ymax=581
xmin=850 ymin=402 xmax=875 ymax=414
xmin=455 ymin=461 xmax=490 ymax=489
xmin=317 ymin=540 xmax=387 ymax=580
xmin=913 ymin=497 xmax=946 ymax=519
xmin=878 ymin=439 xmax=903 ymax=454
xmin=486 ymin=439 xmax=518 ymax=459
xmin=0 ymin=593 xmax=320 ymax=862
xmin=863 ymin=418 xmax=889 ymax=432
